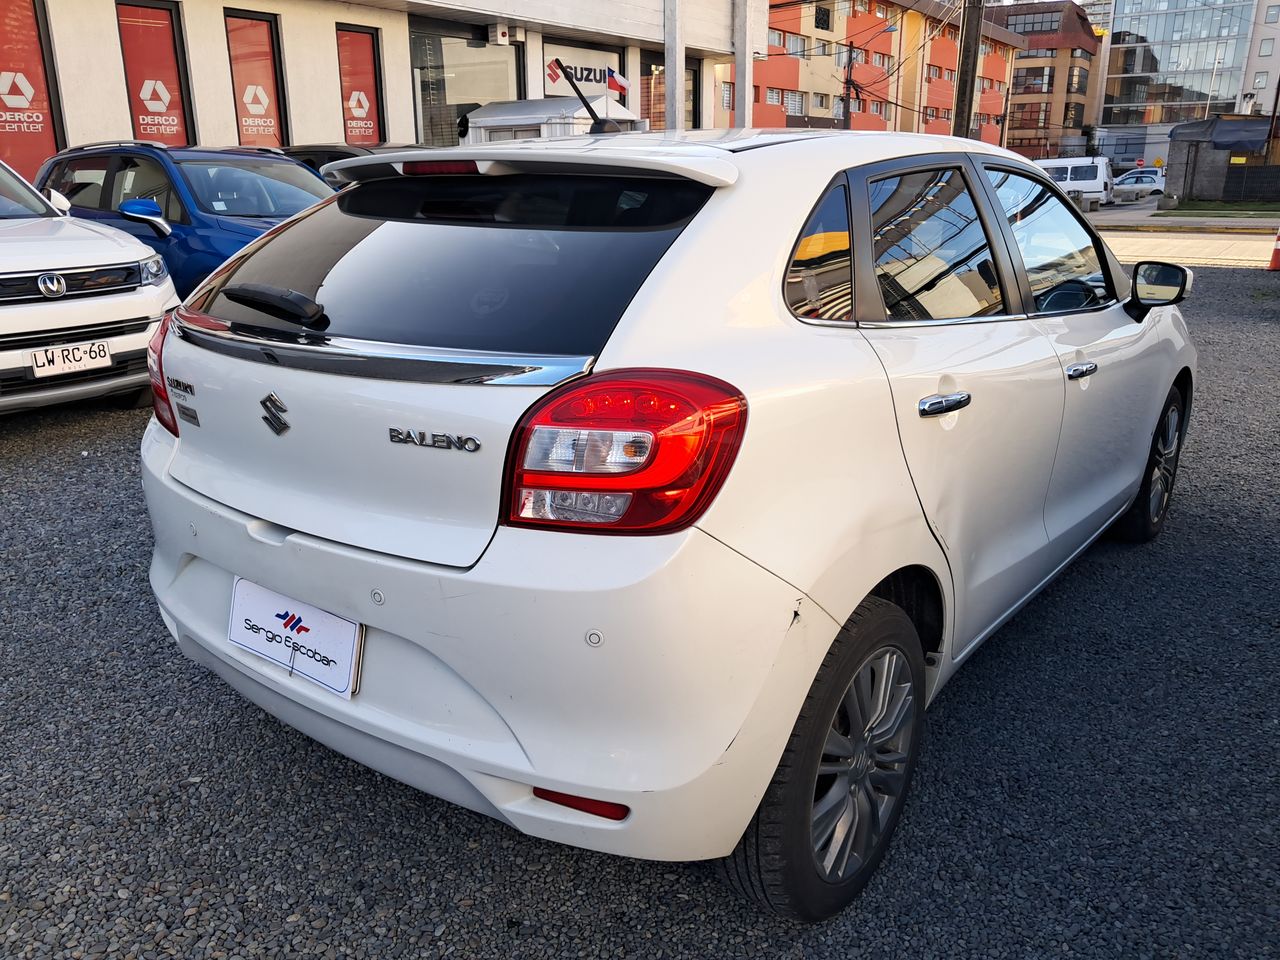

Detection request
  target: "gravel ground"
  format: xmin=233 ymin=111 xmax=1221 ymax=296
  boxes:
xmin=2 ymin=266 xmax=1277 ymax=959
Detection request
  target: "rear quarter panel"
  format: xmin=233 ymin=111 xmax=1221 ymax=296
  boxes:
xmin=596 ymin=146 xmax=954 ymax=666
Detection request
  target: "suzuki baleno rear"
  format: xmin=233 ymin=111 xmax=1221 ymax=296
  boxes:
xmin=144 ymin=143 xmax=820 ymax=845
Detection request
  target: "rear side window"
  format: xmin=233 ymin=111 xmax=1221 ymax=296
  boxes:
xmin=785 ymin=185 xmax=852 ymax=322
xmin=49 ymin=157 xmax=110 ymax=209
xmin=868 ymin=168 xmax=1005 ymax=321
xmin=1041 ymin=166 xmax=1068 ymax=182
xmin=193 ymin=173 xmax=712 ymax=357
xmin=1069 ymin=166 xmax=1098 ymax=181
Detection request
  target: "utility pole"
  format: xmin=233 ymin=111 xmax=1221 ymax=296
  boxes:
xmin=843 ymin=49 xmax=855 ymax=130
xmin=952 ymin=0 xmax=984 ymax=139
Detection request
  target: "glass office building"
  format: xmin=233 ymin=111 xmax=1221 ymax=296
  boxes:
xmin=1104 ymin=0 xmax=1258 ymax=126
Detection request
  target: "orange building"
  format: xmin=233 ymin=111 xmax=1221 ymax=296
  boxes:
xmin=713 ymin=0 xmax=1023 ymax=144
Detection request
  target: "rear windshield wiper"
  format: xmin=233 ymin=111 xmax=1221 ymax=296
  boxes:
xmin=221 ymin=283 xmax=329 ymax=330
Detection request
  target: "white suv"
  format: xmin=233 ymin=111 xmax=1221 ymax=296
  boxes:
xmin=141 ymin=132 xmax=1197 ymax=920
xmin=0 ymin=160 xmax=178 ymax=413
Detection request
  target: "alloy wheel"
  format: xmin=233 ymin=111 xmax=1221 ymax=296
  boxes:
xmin=810 ymin=646 xmax=916 ymax=882
xmin=1148 ymin=404 xmax=1181 ymax=524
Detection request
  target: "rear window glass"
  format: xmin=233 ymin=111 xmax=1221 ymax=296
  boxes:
xmin=192 ymin=173 xmax=712 ymax=357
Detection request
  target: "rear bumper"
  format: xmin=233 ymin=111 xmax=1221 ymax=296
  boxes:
xmin=141 ymin=422 xmax=838 ymax=861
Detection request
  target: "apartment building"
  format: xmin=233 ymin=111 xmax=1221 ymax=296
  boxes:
xmin=1 ymin=0 xmax=765 ymax=179
xmin=711 ymin=0 xmax=1023 ymax=143
xmin=991 ymin=1 xmax=1102 ymax=160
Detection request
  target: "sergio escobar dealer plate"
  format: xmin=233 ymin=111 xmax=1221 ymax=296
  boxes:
xmin=227 ymin=578 xmax=363 ymax=699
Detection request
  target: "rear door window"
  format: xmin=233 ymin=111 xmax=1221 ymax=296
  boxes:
xmin=868 ymin=168 xmax=1005 ymax=321
xmin=49 ymin=156 xmax=110 ymax=210
xmin=1069 ymin=166 xmax=1098 ymax=181
xmin=192 ymin=173 xmax=712 ymax=357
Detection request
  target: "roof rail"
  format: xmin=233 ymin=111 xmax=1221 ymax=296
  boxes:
xmin=62 ymin=139 xmax=170 ymax=152
xmin=227 ymin=146 xmax=285 ymax=155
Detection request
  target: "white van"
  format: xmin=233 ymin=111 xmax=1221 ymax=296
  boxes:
xmin=1034 ymin=156 xmax=1114 ymax=206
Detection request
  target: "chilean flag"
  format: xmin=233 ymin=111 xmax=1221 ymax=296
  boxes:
xmin=607 ymin=68 xmax=630 ymax=95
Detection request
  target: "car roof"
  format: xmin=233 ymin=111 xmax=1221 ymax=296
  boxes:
xmin=325 ymin=130 xmax=1030 ymax=188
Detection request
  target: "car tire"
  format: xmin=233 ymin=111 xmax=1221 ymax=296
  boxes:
xmin=1152 ymin=189 xmax=1163 ymax=196
xmin=1111 ymin=384 xmax=1185 ymax=543
xmin=719 ymin=596 xmax=925 ymax=921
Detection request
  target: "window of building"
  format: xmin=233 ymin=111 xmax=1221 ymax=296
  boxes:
xmin=1013 ymin=66 xmax=1055 ymax=92
xmin=870 ymin=100 xmax=883 ymax=114
xmin=875 ymin=4 xmax=889 ymax=18
xmin=783 ymin=89 xmax=806 ymax=114
xmin=928 ymin=64 xmax=941 ymax=78
xmin=1071 ymin=48 xmax=1093 ymax=61
xmin=856 ymin=0 xmax=870 ymax=12
xmin=1255 ymin=70 xmax=1270 ymax=88
xmin=853 ymin=98 xmax=864 ymax=112
xmin=815 ymin=5 xmax=833 ymax=30
xmin=1019 ymin=47 xmax=1058 ymax=58
xmin=853 ymin=47 xmax=867 ymax=63
xmin=754 ymin=85 xmax=760 ymax=102
xmin=942 ymin=108 xmax=953 ymax=120
xmin=1267 ymin=5 xmax=1279 ymax=23
xmin=869 ymin=168 xmax=1005 ymax=321
xmin=767 ymin=87 xmax=782 ymax=104
xmin=116 ymin=2 xmax=192 ymax=147
xmin=769 ymin=28 xmax=784 ymax=47
xmin=1067 ymin=65 xmax=1089 ymax=93
xmin=945 ymin=68 xmax=956 ymax=81
xmin=814 ymin=92 xmax=829 ymax=108
xmin=946 ymin=26 xmax=959 ymax=41
xmin=786 ymin=185 xmax=853 ymax=322
xmin=1262 ymin=38 xmax=1275 ymax=56
xmin=1005 ymin=11 xmax=1062 ymax=32
xmin=1064 ymin=101 xmax=1084 ymax=126
xmin=786 ymin=32 xmax=809 ymax=57
xmin=225 ymin=11 xmax=287 ymax=147
xmin=410 ymin=19 xmax=522 ymax=147
xmin=985 ymin=169 xmax=1107 ymax=313
xmin=835 ymin=0 xmax=852 ymax=15
xmin=814 ymin=40 xmax=829 ymax=56
xmin=980 ymin=41 xmax=993 ymax=56
xmin=925 ymin=106 xmax=938 ymax=120
xmin=722 ymin=81 xmax=734 ymax=110
xmin=1011 ymin=102 xmax=1050 ymax=128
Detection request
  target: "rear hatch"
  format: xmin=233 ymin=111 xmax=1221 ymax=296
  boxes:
xmin=158 ymin=168 xmax=712 ymax=567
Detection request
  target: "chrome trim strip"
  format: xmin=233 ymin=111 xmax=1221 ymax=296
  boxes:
xmin=172 ymin=319 xmax=594 ymax=387
xmin=858 ymin=312 xmax=1032 ymax=329
xmin=0 ymin=260 xmax=141 ymax=279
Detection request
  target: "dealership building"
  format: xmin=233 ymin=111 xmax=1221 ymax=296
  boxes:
xmin=1 ymin=0 xmax=765 ymax=178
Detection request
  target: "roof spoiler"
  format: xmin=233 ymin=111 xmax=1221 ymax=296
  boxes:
xmin=322 ymin=148 xmax=740 ymax=189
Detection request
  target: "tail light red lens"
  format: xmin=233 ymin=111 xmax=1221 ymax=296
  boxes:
xmin=532 ymin=787 xmax=630 ymax=822
xmin=147 ymin=312 xmax=178 ymax=437
xmin=505 ymin=369 xmax=747 ymax=534
xmin=402 ymin=160 xmax=479 ymax=176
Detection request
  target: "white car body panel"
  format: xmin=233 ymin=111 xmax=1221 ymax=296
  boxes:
xmin=141 ymin=131 xmax=1197 ymax=862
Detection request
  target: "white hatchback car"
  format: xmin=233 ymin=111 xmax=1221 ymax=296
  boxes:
xmin=141 ymin=131 xmax=1196 ymax=920
xmin=0 ymin=161 xmax=178 ymax=413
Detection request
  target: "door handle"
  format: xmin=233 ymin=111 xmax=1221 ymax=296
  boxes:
xmin=918 ymin=391 xmax=972 ymax=417
xmin=1066 ymin=361 xmax=1099 ymax=380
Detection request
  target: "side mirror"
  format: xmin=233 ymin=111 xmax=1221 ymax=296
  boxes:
xmin=119 ymin=197 xmax=171 ymax=237
xmin=46 ymin=188 xmax=71 ymax=215
xmin=1125 ymin=260 xmax=1191 ymax=321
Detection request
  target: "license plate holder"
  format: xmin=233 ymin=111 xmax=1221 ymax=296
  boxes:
xmin=227 ymin=578 xmax=364 ymax=699
xmin=28 ymin=340 xmax=113 ymax=378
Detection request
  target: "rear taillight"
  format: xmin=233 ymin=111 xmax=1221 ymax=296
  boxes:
xmin=147 ymin=312 xmax=178 ymax=437
xmin=402 ymin=160 xmax=479 ymax=175
xmin=504 ymin=369 xmax=747 ymax=534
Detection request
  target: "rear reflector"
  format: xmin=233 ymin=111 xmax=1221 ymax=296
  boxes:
xmin=147 ymin=312 xmax=178 ymax=437
xmin=532 ymin=787 xmax=630 ymax=821
xmin=505 ymin=369 xmax=747 ymax=534
xmin=402 ymin=160 xmax=479 ymax=176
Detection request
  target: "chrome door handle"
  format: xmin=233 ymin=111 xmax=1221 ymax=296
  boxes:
xmin=918 ymin=391 xmax=972 ymax=417
xmin=1066 ymin=361 xmax=1098 ymax=380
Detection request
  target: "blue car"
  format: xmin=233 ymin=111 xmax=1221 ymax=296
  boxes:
xmin=35 ymin=142 xmax=333 ymax=298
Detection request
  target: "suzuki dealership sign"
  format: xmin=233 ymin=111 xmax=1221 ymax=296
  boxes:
xmin=337 ymin=28 xmax=382 ymax=145
xmin=543 ymin=43 xmax=621 ymax=100
xmin=0 ymin=0 xmax=58 ymax=179
xmin=117 ymin=3 xmax=189 ymax=145
xmin=226 ymin=15 xmax=284 ymax=147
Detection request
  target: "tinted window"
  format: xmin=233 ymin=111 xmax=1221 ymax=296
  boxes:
xmin=785 ymin=185 xmax=852 ymax=322
xmin=111 ymin=156 xmax=184 ymax=222
xmin=869 ymin=168 xmax=1004 ymax=321
xmin=986 ymin=169 xmax=1108 ymax=313
xmin=1041 ymin=166 xmax=1068 ymax=182
xmin=193 ymin=174 xmax=712 ymax=356
xmin=178 ymin=159 xmax=330 ymax=217
xmin=49 ymin=157 xmax=109 ymax=209
xmin=1069 ymin=165 xmax=1099 ymax=181
xmin=0 ymin=164 xmax=52 ymax=218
